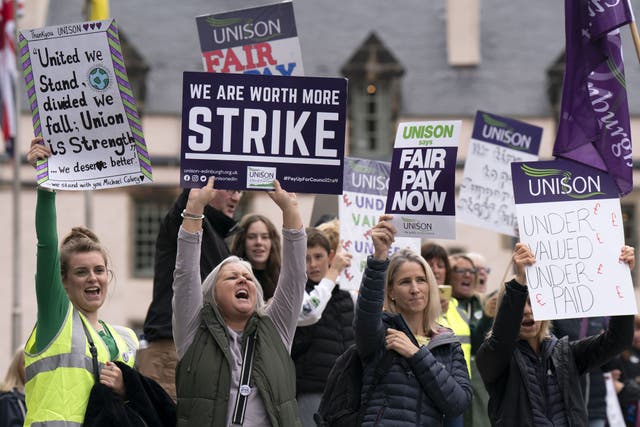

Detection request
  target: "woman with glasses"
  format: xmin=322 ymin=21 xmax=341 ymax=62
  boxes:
xmin=449 ymin=254 xmax=494 ymax=348
xmin=450 ymin=253 xmax=494 ymax=427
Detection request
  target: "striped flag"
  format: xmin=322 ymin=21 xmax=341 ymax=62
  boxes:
xmin=553 ymin=0 xmax=634 ymax=196
xmin=0 ymin=0 xmax=17 ymax=155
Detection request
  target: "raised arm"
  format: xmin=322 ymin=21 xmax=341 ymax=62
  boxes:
xmin=172 ymin=177 xmax=217 ymax=359
xmin=263 ymin=180 xmax=306 ymax=349
xmin=355 ymin=215 xmax=395 ymax=361
xmin=476 ymin=243 xmax=535 ymax=385
xmin=297 ymin=249 xmax=352 ymax=326
xmin=28 ymin=138 xmax=69 ymax=352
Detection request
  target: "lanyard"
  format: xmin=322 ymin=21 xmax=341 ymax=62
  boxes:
xmin=231 ymin=330 xmax=258 ymax=425
xmin=80 ymin=319 xmax=100 ymax=382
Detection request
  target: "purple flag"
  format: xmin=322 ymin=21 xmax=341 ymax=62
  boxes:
xmin=554 ymin=0 xmax=633 ymax=196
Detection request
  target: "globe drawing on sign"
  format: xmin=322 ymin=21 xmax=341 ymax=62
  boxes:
xmin=88 ymin=66 xmax=110 ymax=91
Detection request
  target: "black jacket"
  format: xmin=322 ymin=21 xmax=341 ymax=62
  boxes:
xmin=292 ymin=280 xmax=355 ymax=394
xmin=84 ymin=362 xmax=176 ymax=427
xmin=553 ymin=316 xmax=610 ymax=420
xmin=476 ymin=280 xmax=633 ymax=427
xmin=0 ymin=388 xmax=25 ymax=427
xmin=355 ymin=256 xmax=472 ymax=426
xmin=142 ymin=189 xmax=237 ymax=341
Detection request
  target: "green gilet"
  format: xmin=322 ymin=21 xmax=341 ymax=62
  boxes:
xmin=176 ymin=303 xmax=300 ymax=427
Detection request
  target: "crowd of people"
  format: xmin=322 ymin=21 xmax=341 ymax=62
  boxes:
xmin=1 ymin=136 xmax=638 ymax=426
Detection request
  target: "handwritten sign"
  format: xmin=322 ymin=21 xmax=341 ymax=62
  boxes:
xmin=180 ymin=71 xmax=346 ymax=194
xmin=196 ymin=2 xmax=304 ymax=76
xmin=19 ymin=20 xmax=152 ymax=190
xmin=385 ymin=121 xmax=460 ymax=239
xmin=457 ymin=111 xmax=541 ymax=236
xmin=339 ymin=157 xmax=420 ymax=290
xmin=512 ymin=159 xmax=636 ymax=320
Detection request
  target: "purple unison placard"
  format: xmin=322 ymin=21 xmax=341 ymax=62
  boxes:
xmin=339 ymin=156 xmax=420 ymax=290
xmin=471 ymin=110 xmax=542 ymax=153
xmin=196 ymin=2 xmax=304 ymax=76
xmin=457 ymin=111 xmax=542 ymax=236
xmin=385 ymin=121 xmax=461 ymax=239
xmin=511 ymin=158 xmax=619 ymax=204
xmin=180 ymin=71 xmax=346 ymax=194
xmin=511 ymin=158 xmax=635 ymax=320
xmin=342 ymin=157 xmax=390 ymax=195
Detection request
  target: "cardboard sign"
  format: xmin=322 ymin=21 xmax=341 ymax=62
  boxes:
xmin=196 ymin=2 xmax=304 ymax=76
xmin=512 ymin=159 xmax=636 ymax=320
xmin=19 ymin=20 xmax=152 ymax=190
xmin=339 ymin=157 xmax=420 ymax=290
xmin=457 ymin=111 xmax=541 ymax=236
xmin=385 ymin=121 xmax=461 ymax=238
xmin=180 ymin=71 xmax=346 ymax=194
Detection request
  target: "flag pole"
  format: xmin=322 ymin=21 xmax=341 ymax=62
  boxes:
xmin=627 ymin=0 xmax=640 ymax=63
xmin=11 ymin=0 xmax=21 ymax=353
xmin=628 ymin=22 xmax=640 ymax=63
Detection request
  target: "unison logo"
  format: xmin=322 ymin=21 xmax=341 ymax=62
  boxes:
xmin=207 ymin=16 xmax=282 ymax=43
xmin=401 ymin=217 xmax=433 ymax=231
xmin=347 ymin=159 xmax=376 ymax=175
xmin=402 ymin=124 xmax=454 ymax=140
xmin=481 ymin=113 xmax=531 ymax=151
xmin=247 ymin=166 xmax=276 ymax=189
xmin=521 ymin=164 xmax=604 ymax=199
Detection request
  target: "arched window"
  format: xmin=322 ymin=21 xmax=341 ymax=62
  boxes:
xmin=341 ymin=33 xmax=404 ymax=160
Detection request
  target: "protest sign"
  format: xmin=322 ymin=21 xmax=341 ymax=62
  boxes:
xmin=19 ymin=20 xmax=152 ymax=190
xmin=457 ymin=111 xmax=541 ymax=236
xmin=512 ymin=159 xmax=636 ymax=320
xmin=339 ymin=157 xmax=420 ymax=290
xmin=385 ymin=121 xmax=460 ymax=239
xmin=180 ymin=71 xmax=346 ymax=194
xmin=196 ymin=2 xmax=304 ymax=76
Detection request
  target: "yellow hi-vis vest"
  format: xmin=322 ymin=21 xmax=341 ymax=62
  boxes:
xmin=439 ymin=298 xmax=472 ymax=376
xmin=24 ymin=306 xmax=138 ymax=427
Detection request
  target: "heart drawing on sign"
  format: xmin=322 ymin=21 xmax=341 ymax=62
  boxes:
xmin=95 ymin=161 xmax=107 ymax=171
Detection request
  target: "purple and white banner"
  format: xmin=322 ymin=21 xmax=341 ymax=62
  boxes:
xmin=180 ymin=71 xmax=346 ymax=194
xmin=196 ymin=2 xmax=304 ymax=76
xmin=385 ymin=121 xmax=461 ymax=239
xmin=553 ymin=0 xmax=633 ymax=196
xmin=457 ymin=111 xmax=542 ymax=236
xmin=339 ymin=157 xmax=420 ymax=290
xmin=512 ymin=159 xmax=636 ymax=320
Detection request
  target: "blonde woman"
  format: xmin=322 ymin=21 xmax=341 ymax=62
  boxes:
xmin=476 ymin=243 xmax=635 ymax=427
xmin=354 ymin=215 xmax=471 ymax=425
